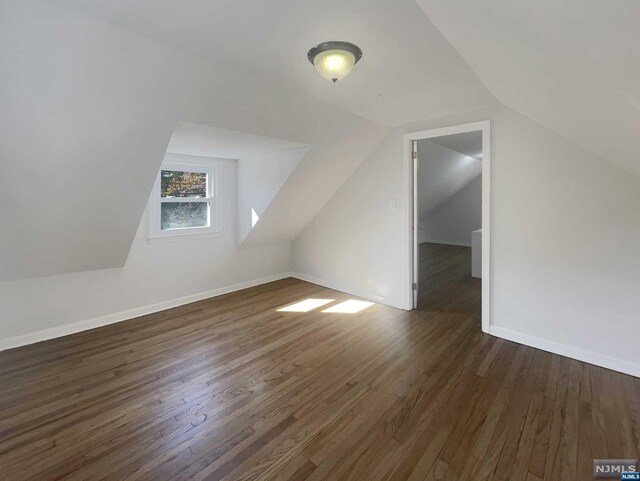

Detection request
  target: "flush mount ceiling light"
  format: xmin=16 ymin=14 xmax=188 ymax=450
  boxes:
xmin=307 ymin=41 xmax=362 ymax=83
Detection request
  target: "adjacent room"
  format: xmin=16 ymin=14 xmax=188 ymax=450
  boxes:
xmin=1 ymin=0 xmax=639 ymax=480
xmin=414 ymin=129 xmax=484 ymax=313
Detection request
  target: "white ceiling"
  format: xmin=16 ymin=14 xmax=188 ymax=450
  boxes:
xmin=167 ymin=122 xmax=307 ymax=159
xmin=414 ymin=0 xmax=640 ymax=177
xmin=428 ymin=131 xmax=482 ymax=160
xmin=43 ymin=0 xmax=640 ymax=175
xmin=45 ymin=0 xmax=496 ymax=127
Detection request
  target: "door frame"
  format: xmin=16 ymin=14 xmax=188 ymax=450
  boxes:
xmin=402 ymin=120 xmax=491 ymax=333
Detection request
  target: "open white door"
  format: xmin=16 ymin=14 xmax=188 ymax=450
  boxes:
xmin=404 ymin=120 xmax=490 ymax=332
xmin=412 ymin=140 xmax=419 ymax=308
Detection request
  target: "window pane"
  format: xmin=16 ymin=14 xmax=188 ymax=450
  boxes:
xmin=161 ymin=202 xmax=209 ymax=230
xmin=161 ymin=170 xmax=207 ymax=198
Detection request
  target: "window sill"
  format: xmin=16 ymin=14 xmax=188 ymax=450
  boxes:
xmin=147 ymin=231 xmax=223 ymax=244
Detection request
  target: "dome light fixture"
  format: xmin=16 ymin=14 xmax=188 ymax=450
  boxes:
xmin=307 ymin=41 xmax=362 ymax=83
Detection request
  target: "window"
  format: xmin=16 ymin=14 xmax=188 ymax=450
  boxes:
xmin=148 ymin=155 xmax=219 ymax=241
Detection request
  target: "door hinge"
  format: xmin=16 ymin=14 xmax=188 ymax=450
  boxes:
xmin=412 ymin=282 xmax=417 ymax=290
xmin=412 ymin=151 xmax=418 ymax=161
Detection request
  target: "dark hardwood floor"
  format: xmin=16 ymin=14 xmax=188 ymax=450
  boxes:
xmin=0 ymin=246 xmax=639 ymax=480
xmin=417 ymin=242 xmax=479 ymax=312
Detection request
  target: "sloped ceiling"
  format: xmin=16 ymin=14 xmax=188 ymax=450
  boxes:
xmin=429 ymin=131 xmax=483 ymax=160
xmin=167 ymin=122 xmax=307 ymax=160
xmin=414 ymin=0 xmax=640 ymax=177
xmin=236 ymin=147 xmax=308 ymax=244
xmin=417 ymin=139 xmax=482 ymax=215
xmin=240 ymin=113 xmax=388 ymax=246
xmin=44 ymin=0 xmax=496 ymax=127
xmin=0 ymin=0 xmax=193 ymax=281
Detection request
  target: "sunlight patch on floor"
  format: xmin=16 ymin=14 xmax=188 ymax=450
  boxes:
xmin=322 ymin=299 xmax=374 ymax=314
xmin=277 ymin=299 xmax=335 ymax=312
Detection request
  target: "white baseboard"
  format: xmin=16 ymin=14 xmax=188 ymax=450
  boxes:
xmin=488 ymin=325 xmax=640 ymax=378
xmin=290 ymin=272 xmax=407 ymax=310
xmin=421 ymin=239 xmax=472 ymax=247
xmin=0 ymin=272 xmax=294 ymax=352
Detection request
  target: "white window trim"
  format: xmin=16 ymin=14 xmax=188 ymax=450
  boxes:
xmin=148 ymin=154 xmax=221 ymax=243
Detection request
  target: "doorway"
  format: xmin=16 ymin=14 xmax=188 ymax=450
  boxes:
xmin=403 ymin=121 xmax=490 ymax=332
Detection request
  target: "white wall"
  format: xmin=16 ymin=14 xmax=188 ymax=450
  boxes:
xmin=420 ymin=175 xmax=481 ymax=246
xmin=292 ymin=129 xmax=408 ymax=307
xmin=237 ymin=147 xmax=307 ymax=244
xmin=417 ymin=140 xmax=482 ymax=245
xmin=293 ymin=106 xmax=640 ymax=376
xmin=0 ymin=158 xmax=292 ymax=344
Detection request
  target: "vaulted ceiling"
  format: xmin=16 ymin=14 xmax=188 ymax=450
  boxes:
xmin=44 ymin=0 xmax=496 ymax=126
xmin=414 ymin=0 xmax=640 ymax=177
xmin=46 ymin=0 xmax=640 ymax=175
